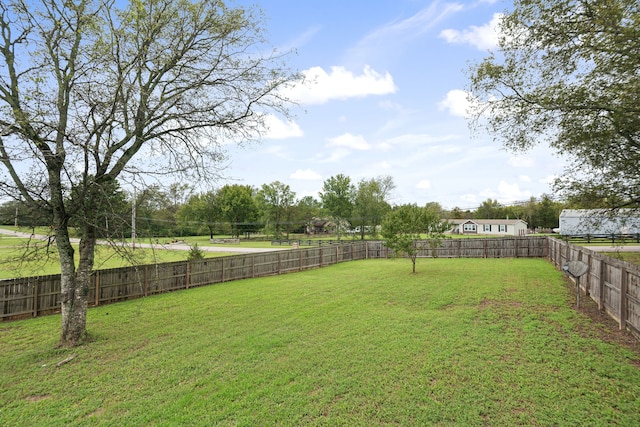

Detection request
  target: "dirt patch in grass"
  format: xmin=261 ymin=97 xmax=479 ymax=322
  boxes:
xmin=478 ymin=298 xmax=523 ymax=310
xmin=563 ymin=277 xmax=640 ymax=361
xmin=26 ymin=394 xmax=50 ymax=402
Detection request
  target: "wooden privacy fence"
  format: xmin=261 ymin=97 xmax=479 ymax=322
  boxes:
xmin=407 ymin=236 xmax=548 ymax=258
xmin=1 ymin=243 xmax=369 ymax=320
xmin=548 ymin=238 xmax=640 ymax=337
xmin=1 ymin=237 xmax=549 ymax=321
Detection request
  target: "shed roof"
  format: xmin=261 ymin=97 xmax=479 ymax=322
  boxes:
xmin=448 ymin=219 xmax=527 ymax=226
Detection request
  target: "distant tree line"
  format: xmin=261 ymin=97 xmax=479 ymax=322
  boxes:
xmin=0 ymin=173 xmax=608 ymax=238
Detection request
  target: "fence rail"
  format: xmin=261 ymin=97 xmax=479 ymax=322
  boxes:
xmin=548 ymin=238 xmax=640 ymax=338
xmin=0 ymin=236 xmax=550 ymax=321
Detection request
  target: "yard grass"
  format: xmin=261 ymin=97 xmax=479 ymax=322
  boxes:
xmin=0 ymin=239 xmax=227 ymax=279
xmin=1 ymin=258 xmax=639 ymax=426
xmin=607 ymin=251 xmax=640 ymax=266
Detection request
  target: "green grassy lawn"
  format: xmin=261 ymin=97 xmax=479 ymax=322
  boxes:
xmin=608 ymin=251 xmax=640 ymax=266
xmin=1 ymin=258 xmax=639 ymax=426
xmin=0 ymin=238 xmax=227 ymax=279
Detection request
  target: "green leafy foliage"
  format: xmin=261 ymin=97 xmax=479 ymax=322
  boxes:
xmin=320 ymin=174 xmax=355 ymax=238
xmin=468 ymin=0 xmax=640 ymax=208
xmin=382 ymin=204 xmax=448 ymax=273
xmin=186 ymin=243 xmax=205 ymax=261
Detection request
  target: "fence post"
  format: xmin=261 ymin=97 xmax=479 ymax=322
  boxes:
xmin=252 ymin=254 xmax=256 ymax=278
xmin=32 ymin=280 xmax=38 ymax=318
xmin=185 ymin=262 xmax=190 ymax=289
xmin=221 ymin=258 xmax=225 ymax=282
xmin=620 ymin=266 xmax=628 ymax=331
xmin=577 ymin=250 xmax=585 ymax=295
xmin=94 ymin=272 xmax=100 ymax=306
xmin=598 ymin=258 xmax=605 ymax=311
xmin=144 ymin=266 xmax=149 ymax=296
xmin=583 ymin=252 xmax=591 ymax=297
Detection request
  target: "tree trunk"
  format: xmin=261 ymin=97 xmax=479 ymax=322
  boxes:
xmin=59 ymin=229 xmax=96 ymax=346
xmin=53 ymin=166 xmax=97 ymax=347
xmin=57 ymin=226 xmax=82 ymax=346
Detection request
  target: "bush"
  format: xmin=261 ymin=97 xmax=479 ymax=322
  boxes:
xmin=187 ymin=243 xmax=205 ymax=261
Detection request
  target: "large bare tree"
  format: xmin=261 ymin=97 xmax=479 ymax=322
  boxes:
xmin=0 ymin=0 xmax=298 ymax=346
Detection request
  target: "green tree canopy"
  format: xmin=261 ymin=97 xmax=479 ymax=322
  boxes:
xmin=176 ymin=191 xmax=222 ymax=238
xmin=320 ymin=174 xmax=355 ymax=238
xmin=468 ymin=0 xmax=640 ymax=209
xmin=474 ymin=198 xmax=505 ymax=219
xmin=256 ymin=181 xmax=296 ymax=239
xmin=381 ymin=204 xmax=448 ymax=273
xmin=217 ymin=184 xmax=258 ymax=238
xmin=351 ymin=176 xmax=394 ymax=240
xmin=295 ymin=196 xmax=321 ymax=234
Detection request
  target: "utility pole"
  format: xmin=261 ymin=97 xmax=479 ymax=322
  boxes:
xmin=131 ymin=189 xmax=136 ymax=250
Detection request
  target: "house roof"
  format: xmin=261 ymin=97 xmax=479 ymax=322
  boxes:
xmin=448 ymin=219 xmax=527 ymax=226
xmin=560 ymin=209 xmax=637 ymax=218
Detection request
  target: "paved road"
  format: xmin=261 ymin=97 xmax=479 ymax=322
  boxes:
xmin=581 ymin=245 xmax=640 ymax=252
xmin=0 ymin=228 xmax=283 ymax=253
xmin=137 ymin=241 xmax=283 ymax=253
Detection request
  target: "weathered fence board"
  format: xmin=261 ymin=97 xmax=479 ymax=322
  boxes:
xmin=2 ymin=237 xmax=551 ymax=321
xmin=548 ymin=238 xmax=640 ymax=337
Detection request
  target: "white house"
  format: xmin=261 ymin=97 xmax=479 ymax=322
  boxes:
xmin=558 ymin=209 xmax=640 ymax=236
xmin=448 ymin=219 xmax=528 ymax=236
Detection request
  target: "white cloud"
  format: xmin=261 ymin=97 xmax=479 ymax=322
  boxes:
xmin=508 ymin=155 xmax=535 ymax=168
xmin=541 ymin=175 xmax=558 ymax=185
xmin=318 ymin=147 xmax=351 ymax=163
xmin=438 ymin=89 xmax=473 ymax=118
xmin=278 ymin=25 xmax=322 ymax=53
xmin=378 ymin=100 xmax=403 ymax=111
xmin=348 ymin=2 xmax=465 ymax=64
xmin=416 ymin=179 xmax=432 ymax=190
xmin=519 ymin=175 xmax=532 ymax=183
xmin=262 ymin=115 xmax=303 ymax=139
xmin=439 ymin=13 xmax=503 ymax=50
xmin=475 ymin=181 xmax=533 ymax=206
xmin=327 ymin=133 xmax=371 ymax=150
xmin=377 ymin=160 xmax=393 ymax=170
xmin=461 ymin=193 xmax=479 ymax=206
xmin=282 ymin=65 xmax=396 ymax=105
xmin=290 ymin=169 xmax=322 ymax=180
xmin=485 ymin=182 xmax=528 ymax=202
xmin=262 ymin=144 xmax=292 ymax=160
xmin=380 ymin=133 xmax=460 ymax=150
xmin=497 ymin=180 xmax=532 ymax=202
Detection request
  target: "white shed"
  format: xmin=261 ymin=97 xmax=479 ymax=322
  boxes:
xmin=558 ymin=209 xmax=640 ymax=236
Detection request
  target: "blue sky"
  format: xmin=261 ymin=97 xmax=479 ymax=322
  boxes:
xmin=225 ymin=0 xmax=566 ymax=209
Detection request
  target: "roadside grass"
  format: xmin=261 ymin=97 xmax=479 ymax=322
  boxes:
xmin=0 ymin=241 xmax=227 ymax=279
xmin=607 ymin=251 xmax=640 ymax=266
xmin=1 ymin=258 xmax=639 ymax=426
